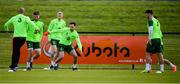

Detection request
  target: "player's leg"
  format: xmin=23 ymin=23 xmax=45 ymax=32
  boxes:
xmin=9 ymin=37 xmax=26 ymax=72
xmin=160 ymin=45 xmax=177 ymax=72
xmin=25 ymin=41 xmax=33 ymax=71
xmin=164 ymin=59 xmax=177 ymax=72
xmin=44 ymin=39 xmax=59 ymax=70
xmin=65 ymin=45 xmax=78 ymax=70
xmin=142 ymin=42 xmax=153 ymax=73
xmin=31 ymin=42 xmax=41 ymax=62
xmin=50 ymin=40 xmax=59 ymax=68
xmin=27 ymin=42 xmax=41 ymax=70
xmin=142 ymin=52 xmax=152 ymax=73
xmin=69 ymin=49 xmax=78 ymax=70
xmin=53 ymin=51 xmax=64 ymax=70
xmin=53 ymin=44 xmax=65 ymax=70
xmin=155 ymin=39 xmax=164 ymax=73
xmin=33 ymin=49 xmax=41 ymax=61
xmin=156 ymin=52 xmax=164 ymax=73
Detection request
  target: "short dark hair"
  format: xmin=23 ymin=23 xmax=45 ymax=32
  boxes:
xmin=154 ymin=16 xmax=158 ymax=19
xmin=33 ymin=11 xmax=39 ymax=15
xmin=18 ymin=7 xmax=25 ymax=14
xmin=69 ymin=22 xmax=76 ymax=26
xmin=145 ymin=10 xmax=153 ymax=14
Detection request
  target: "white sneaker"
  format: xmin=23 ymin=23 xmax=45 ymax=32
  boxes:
xmin=72 ymin=64 xmax=78 ymax=71
xmin=43 ymin=67 xmax=51 ymax=70
xmin=156 ymin=70 xmax=164 ymax=74
xmin=8 ymin=69 xmax=15 ymax=72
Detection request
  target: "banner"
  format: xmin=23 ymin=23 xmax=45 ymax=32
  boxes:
xmin=19 ymin=35 xmax=157 ymax=64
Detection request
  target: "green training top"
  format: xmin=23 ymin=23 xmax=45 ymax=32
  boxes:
xmin=48 ymin=18 xmax=66 ymax=40
xmin=4 ymin=14 xmax=38 ymax=37
xmin=50 ymin=28 xmax=82 ymax=52
xmin=148 ymin=17 xmax=163 ymax=45
xmin=148 ymin=17 xmax=163 ymax=39
xmin=26 ymin=20 xmax=44 ymax=42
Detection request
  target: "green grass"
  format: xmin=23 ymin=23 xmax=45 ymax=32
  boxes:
xmin=0 ymin=0 xmax=180 ymax=32
xmin=0 ymin=69 xmax=180 ymax=83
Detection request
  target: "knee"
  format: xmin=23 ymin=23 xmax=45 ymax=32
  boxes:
xmin=35 ymin=49 xmax=41 ymax=56
xmin=58 ymin=54 xmax=64 ymax=59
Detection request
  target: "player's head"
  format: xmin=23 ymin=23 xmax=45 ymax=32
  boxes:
xmin=33 ymin=11 xmax=40 ymax=20
xmin=145 ymin=10 xmax=153 ymax=19
xmin=69 ymin=22 xmax=77 ymax=30
xmin=57 ymin=11 xmax=63 ymax=19
xmin=18 ymin=7 xmax=25 ymax=14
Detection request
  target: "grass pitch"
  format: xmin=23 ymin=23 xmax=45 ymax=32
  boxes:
xmin=0 ymin=69 xmax=179 ymax=83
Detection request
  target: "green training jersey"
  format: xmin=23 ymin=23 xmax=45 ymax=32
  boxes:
xmin=148 ymin=17 xmax=163 ymax=39
xmin=50 ymin=28 xmax=82 ymax=52
xmin=4 ymin=14 xmax=38 ymax=37
xmin=48 ymin=18 xmax=66 ymax=40
xmin=26 ymin=20 xmax=44 ymax=42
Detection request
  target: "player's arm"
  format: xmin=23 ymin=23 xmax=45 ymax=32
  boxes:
xmin=63 ymin=21 xmax=66 ymax=28
xmin=148 ymin=20 xmax=153 ymax=44
xmin=47 ymin=20 xmax=54 ymax=32
xmin=26 ymin=23 xmax=30 ymax=32
xmin=50 ymin=28 xmax=69 ymax=34
xmin=26 ymin=17 xmax=39 ymax=31
xmin=40 ymin=23 xmax=45 ymax=38
xmin=75 ymin=33 xmax=82 ymax=53
xmin=4 ymin=17 xmax=13 ymax=31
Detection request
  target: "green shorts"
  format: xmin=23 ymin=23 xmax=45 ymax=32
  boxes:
xmin=146 ymin=38 xmax=163 ymax=53
xmin=50 ymin=39 xmax=59 ymax=46
xmin=26 ymin=41 xmax=40 ymax=49
xmin=58 ymin=44 xmax=74 ymax=53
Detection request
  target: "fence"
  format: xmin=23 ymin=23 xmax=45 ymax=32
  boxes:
xmin=0 ymin=31 xmax=180 ymax=70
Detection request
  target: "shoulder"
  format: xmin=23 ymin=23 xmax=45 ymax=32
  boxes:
xmin=74 ymin=31 xmax=79 ymax=36
xmin=39 ymin=21 xmax=44 ymax=25
xmin=49 ymin=19 xmax=56 ymax=23
xmin=61 ymin=19 xmax=66 ymax=23
xmin=52 ymin=18 xmax=57 ymax=22
xmin=24 ymin=16 xmax=31 ymax=20
xmin=62 ymin=27 xmax=70 ymax=31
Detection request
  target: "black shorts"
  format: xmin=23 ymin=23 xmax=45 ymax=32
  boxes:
xmin=50 ymin=39 xmax=59 ymax=46
xmin=146 ymin=38 xmax=163 ymax=53
xmin=58 ymin=44 xmax=74 ymax=53
xmin=26 ymin=41 xmax=40 ymax=49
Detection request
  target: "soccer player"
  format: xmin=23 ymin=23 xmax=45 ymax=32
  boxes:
xmin=4 ymin=7 xmax=39 ymax=72
xmin=46 ymin=11 xmax=66 ymax=69
xmin=142 ymin=10 xmax=176 ymax=73
xmin=142 ymin=10 xmax=164 ymax=73
xmin=45 ymin=22 xmax=82 ymax=70
xmin=25 ymin=11 xmax=44 ymax=71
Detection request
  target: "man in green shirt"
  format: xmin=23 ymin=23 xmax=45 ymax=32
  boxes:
xmin=25 ymin=11 xmax=44 ymax=71
xmin=4 ymin=7 xmax=39 ymax=72
xmin=45 ymin=22 xmax=82 ymax=70
xmin=46 ymin=11 xmax=66 ymax=69
xmin=142 ymin=10 xmax=176 ymax=73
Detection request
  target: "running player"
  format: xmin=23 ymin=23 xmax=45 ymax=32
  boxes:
xmin=4 ymin=7 xmax=39 ymax=72
xmin=46 ymin=11 xmax=66 ymax=69
xmin=44 ymin=22 xmax=82 ymax=70
xmin=25 ymin=11 xmax=44 ymax=71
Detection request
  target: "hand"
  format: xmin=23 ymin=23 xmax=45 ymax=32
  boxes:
xmin=44 ymin=31 xmax=49 ymax=36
